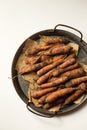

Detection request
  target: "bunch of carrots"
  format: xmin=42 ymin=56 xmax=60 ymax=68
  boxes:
xmin=19 ymin=36 xmax=87 ymax=111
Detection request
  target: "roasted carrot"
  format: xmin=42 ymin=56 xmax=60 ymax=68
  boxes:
xmin=66 ymin=76 xmax=87 ymax=87
xmin=52 ymin=62 xmax=79 ymax=77
xmin=63 ymin=83 xmax=86 ymax=105
xmin=59 ymin=58 xmax=76 ymax=68
xmin=64 ymin=52 xmax=76 ymax=61
xmin=38 ymin=93 xmax=51 ymax=104
xmin=63 ymin=62 xmax=79 ymax=72
xmin=61 ymin=68 xmax=85 ymax=79
xmin=45 ymin=87 xmax=77 ymax=103
xmin=25 ymin=56 xmax=40 ymax=64
xmin=43 ymin=45 xmax=72 ymax=56
xmin=52 ymin=68 xmax=64 ymax=77
xmin=37 ymin=69 xmax=55 ymax=85
xmin=31 ymin=87 xmax=57 ymax=99
xmin=37 ymin=58 xmax=64 ymax=76
xmin=41 ymin=55 xmax=65 ymax=64
xmin=45 ymin=37 xmax=70 ymax=45
xmin=20 ymin=61 xmax=48 ymax=74
xmin=43 ymin=98 xmax=64 ymax=109
xmin=47 ymin=77 xmax=58 ymax=82
xmin=25 ymin=45 xmax=52 ymax=56
xmin=39 ymin=76 xmax=68 ymax=88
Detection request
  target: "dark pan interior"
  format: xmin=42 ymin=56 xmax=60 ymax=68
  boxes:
xmin=11 ymin=29 xmax=87 ymax=117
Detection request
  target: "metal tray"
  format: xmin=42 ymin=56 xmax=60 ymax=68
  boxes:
xmin=11 ymin=24 xmax=87 ymax=117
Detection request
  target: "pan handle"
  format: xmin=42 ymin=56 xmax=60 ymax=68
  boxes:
xmin=54 ymin=24 xmax=83 ymax=42
xmin=26 ymin=102 xmax=55 ymax=118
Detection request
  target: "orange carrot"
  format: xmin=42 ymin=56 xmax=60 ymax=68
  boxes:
xmin=45 ymin=37 xmax=70 ymax=45
xmin=61 ymin=68 xmax=85 ymax=79
xmin=59 ymin=58 xmax=76 ymax=68
xmin=25 ymin=56 xmax=40 ymax=64
xmin=52 ymin=62 xmax=79 ymax=77
xmin=43 ymin=98 xmax=64 ymax=109
xmin=66 ymin=76 xmax=87 ymax=87
xmin=37 ymin=69 xmax=55 ymax=85
xmin=40 ymin=76 xmax=68 ymax=88
xmin=31 ymin=87 xmax=57 ymax=99
xmin=45 ymin=87 xmax=76 ymax=103
xmin=63 ymin=83 xmax=86 ymax=105
xmin=43 ymin=46 xmax=72 ymax=56
xmin=25 ymin=45 xmax=52 ymax=55
xmin=20 ymin=61 xmax=48 ymax=74
xmin=37 ymin=58 xmax=64 ymax=76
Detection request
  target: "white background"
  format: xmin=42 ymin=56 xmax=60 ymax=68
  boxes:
xmin=0 ymin=0 xmax=87 ymax=130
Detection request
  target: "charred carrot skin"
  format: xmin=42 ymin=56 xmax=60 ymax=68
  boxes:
xmin=45 ymin=37 xmax=70 ymax=45
xmin=37 ymin=58 xmax=64 ymax=76
xmin=25 ymin=56 xmax=40 ymax=64
xmin=52 ymin=62 xmax=79 ymax=77
xmin=37 ymin=69 xmax=55 ymax=85
xmin=45 ymin=87 xmax=76 ymax=103
xmin=63 ymin=83 xmax=86 ymax=105
xmin=31 ymin=87 xmax=57 ymax=99
xmin=60 ymin=68 xmax=85 ymax=79
xmin=25 ymin=45 xmax=52 ymax=56
xmin=66 ymin=76 xmax=87 ymax=87
xmin=39 ymin=76 xmax=68 ymax=89
xmin=20 ymin=61 xmax=49 ymax=74
xmin=59 ymin=58 xmax=76 ymax=68
xmin=43 ymin=46 xmax=72 ymax=56
xmin=43 ymin=98 xmax=64 ymax=109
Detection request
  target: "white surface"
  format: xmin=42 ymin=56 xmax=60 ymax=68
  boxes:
xmin=0 ymin=0 xmax=87 ymax=130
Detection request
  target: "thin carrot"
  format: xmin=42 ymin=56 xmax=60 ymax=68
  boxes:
xmin=52 ymin=62 xmax=79 ymax=77
xmin=43 ymin=46 xmax=72 ymax=56
xmin=45 ymin=37 xmax=70 ymax=45
xmin=25 ymin=45 xmax=52 ymax=55
xmin=37 ymin=58 xmax=64 ymax=76
xmin=65 ymin=76 xmax=87 ymax=87
xmin=39 ymin=76 xmax=68 ymax=88
xmin=43 ymin=98 xmax=64 ymax=109
xmin=63 ymin=83 xmax=86 ymax=105
xmin=37 ymin=69 xmax=55 ymax=85
xmin=20 ymin=61 xmax=48 ymax=74
xmin=31 ymin=87 xmax=57 ymax=99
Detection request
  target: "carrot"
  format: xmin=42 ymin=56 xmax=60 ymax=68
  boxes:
xmin=45 ymin=37 xmax=70 ymax=45
xmin=43 ymin=98 xmax=64 ymax=109
xmin=61 ymin=68 xmax=85 ymax=79
xmin=59 ymin=58 xmax=76 ymax=68
xmin=25 ymin=56 xmax=40 ymax=64
xmin=37 ymin=69 xmax=55 ymax=85
xmin=66 ymin=76 xmax=87 ymax=87
xmin=38 ymin=93 xmax=51 ymax=104
xmin=39 ymin=76 xmax=68 ymax=88
xmin=41 ymin=55 xmax=65 ymax=64
xmin=25 ymin=45 xmax=52 ymax=56
xmin=63 ymin=83 xmax=86 ymax=105
xmin=43 ymin=46 xmax=72 ymax=56
xmin=47 ymin=77 xmax=58 ymax=82
xmin=64 ymin=52 xmax=76 ymax=61
xmin=45 ymin=87 xmax=76 ymax=103
xmin=31 ymin=87 xmax=57 ymax=99
xmin=37 ymin=58 xmax=64 ymax=76
xmin=52 ymin=68 xmax=64 ymax=77
xmin=52 ymin=62 xmax=79 ymax=77
xmin=20 ymin=61 xmax=48 ymax=74
xmin=63 ymin=62 xmax=79 ymax=72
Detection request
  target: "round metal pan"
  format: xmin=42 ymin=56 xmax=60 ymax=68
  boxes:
xmin=11 ymin=24 xmax=87 ymax=117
